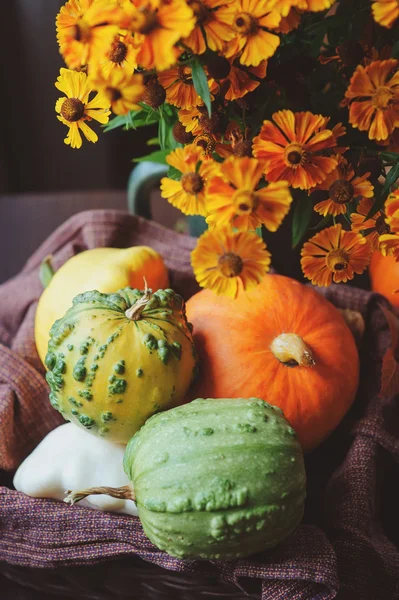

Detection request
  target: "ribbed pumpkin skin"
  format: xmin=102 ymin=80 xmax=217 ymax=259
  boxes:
xmin=123 ymin=398 xmax=306 ymax=560
xmin=186 ymin=275 xmax=359 ymax=452
xmin=35 ymin=246 xmax=169 ymax=365
xmin=369 ymin=251 xmax=399 ymax=308
xmin=45 ymin=287 xmax=197 ymax=443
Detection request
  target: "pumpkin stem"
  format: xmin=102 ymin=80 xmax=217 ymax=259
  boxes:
xmin=125 ymin=277 xmax=151 ymax=320
xmin=270 ymin=333 xmax=315 ymax=367
xmin=64 ymin=484 xmax=135 ymax=506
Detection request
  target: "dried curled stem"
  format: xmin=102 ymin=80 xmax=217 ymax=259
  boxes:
xmin=270 ymin=333 xmax=315 ymax=367
xmin=125 ymin=277 xmax=151 ymax=321
xmin=64 ymin=485 xmax=135 ymax=506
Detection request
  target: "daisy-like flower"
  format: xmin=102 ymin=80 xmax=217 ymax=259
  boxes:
xmin=56 ymin=0 xmax=120 ymax=69
xmin=379 ymin=234 xmax=399 ymax=259
xmin=191 ymin=228 xmax=271 ymax=297
xmin=218 ymin=0 xmax=282 ymax=67
xmin=160 ymin=144 xmax=218 ymax=215
xmin=274 ymin=8 xmax=302 ymax=33
xmin=384 ymin=189 xmax=399 ymax=232
xmin=301 ymin=224 xmax=371 ymax=287
xmin=350 ymin=197 xmax=387 ymax=250
xmin=206 ymin=156 xmax=292 ymax=231
xmin=221 ymin=60 xmax=267 ymax=101
xmin=122 ymin=0 xmax=195 ymax=71
xmin=252 ymin=110 xmax=339 ymax=189
xmin=304 ymin=0 xmax=336 ymax=10
xmin=89 ymin=70 xmax=144 ymax=114
xmin=90 ymin=32 xmax=139 ymax=77
xmin=345 ymin=59 xmax=399 ymax=141
xmin=184 ymin=0 xmax=235 ymax=54
xmin=158 ymin=65 xmax=216 ymax=109
xmin=371 ymin=0 xmax=399 ymax=29
xmin=312 ymin=156 xmax=374 ymax=217
xmin=55 ymin=68 xmax=110 ymax=149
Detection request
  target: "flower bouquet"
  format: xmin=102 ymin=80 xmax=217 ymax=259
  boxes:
xmin=54 ymin=0 xmax=399 ymax=296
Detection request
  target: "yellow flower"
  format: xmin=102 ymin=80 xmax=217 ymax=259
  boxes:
xmin=304 ymin=0 xmax=336 ymax=10
xmin=379 ymin=233 xmax=399 ymax=259
xmin=218 ymin=0 xmax=281 ymax=67
xmin=312 ymin=156 xmax=374 ymax=217
xmin=221 ymin=60 xmax=268 ymax=101
xmin=122 ymin=0 xmax=196 ymax=71
xmin=90 ymin=70 xmax=144 ymax=115
xmin=158 ymin=65 xmax=216 ymax=110
xmin=301 ymin=224 xmax=371 ymax=286
xmin=160 ymin=144 xmax=218 ymax=216
xmin=184 ymin=0 xmax=235 ymax=54
xmin=384 ymin=189 xmax=399 ymax=232
xmin=191 ymin=228 xmax=271 ymax=297
xmin=90 ymin=32 xmax=139 ymax=77
xmin=274 ymin=8 xmax=302 ymax=33
xmin=350 ymin=197 xmax=385 ymax=250
xmin=56 ymin=0 xmax=120 ymax=69
xmin=345 ymin=59 xmax=399 ymax=142
xmin=55 ymin=68 xmax=110 ymax=149
xmin=372 ymin=0 xmax=399 ymax=29
xmin=206 ymin=156 xmax=292 ymax=231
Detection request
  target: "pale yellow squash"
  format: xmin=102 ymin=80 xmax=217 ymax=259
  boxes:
xmin=35 ymin=246 xmax=169 ymax=364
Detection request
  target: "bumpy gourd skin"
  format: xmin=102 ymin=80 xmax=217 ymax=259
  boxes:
xmin=45 ymin=287 xmax=198 ymax=443
xmin=123 ymin=398 xmax=306 ymax=560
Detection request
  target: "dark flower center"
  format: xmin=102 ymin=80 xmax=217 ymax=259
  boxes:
xmin=189 ymin=0 xmax=210 ymax=23
xmin=109 ymin=40 xmax=128 ymax=64
xmin=106 ymin=87 xmax=122 ymax=102
xmin=61 ymin=98 xmax=85 ymax=122
xmin=329 ymin=179 xmax=354 ymax=204
xmin=287 ymin=151 xmax=302 ymax=165
xmin=326 ymin=248 xmax=350 ymax=272
xmin=194 ymin=133 xmax=216 ymax=155
xmin=130 ymin=10 xmax=158 ymax=35
xmin=178 ymin=66 xmax=193 ymax=85
xmin=218 ymin=252 xmax=243 ymax=277
xmin=181 ymin=172 xmax=204 ymax=195
xmin=234 ymin=12 xmax=258 ymax=35
xmin=375 ymin=214 xmax=390 ymax=235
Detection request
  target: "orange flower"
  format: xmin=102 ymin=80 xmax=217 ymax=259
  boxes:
xmin=345 ymin=59 xmax=399 ymax=141
xmin=252 ymin=110 xmax=338 ymax=189
xmin=274 ymin=8 xmax=302 ymax=33
xmin=90 ymin=32 xmax=139 ymax=77
xmin=191 ymin=228 xmax=271 ymax=297
xmin=379 ymin=234 xmax=399 ymax=258
xmin=218 ymin=0 xmax=281 ymax=67
xmin=312 ymin=157 xmax=374 ymax=217
xmin=160 ymin=144 xmax=218 ymax=215
xmin=206 ymin=156 xmax=292 ymax=231
xmin=158 ymin=65 xmax=216 ymax=109
xmin=122 ymin=0 xmax=196 ymax=71
xmin=221 ymin=60 xmax=268 ymax=101
xmin=350 ymin=197 xmax=386 ymax=250
xmin=384 ymin=189 xmax=399 ymax=232
xmin=56 ymin=0 xmax=120 ymax=69
xmin=372 ymin=0 xmax=399 ymax=29
xmin=90 ymin=69 xmax=144 ymax=115
xmin=301 ymin=224 xmax=371 ymax=286
xmin=184 ymin=0 xmax=235 ymax=54
xmin=304 ymin=0 xmax=336 ymax=10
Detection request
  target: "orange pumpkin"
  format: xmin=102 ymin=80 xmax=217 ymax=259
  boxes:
xmin=186 ymin=274 xmax=359 ymax=452
xmin=369 ymin=251 xmax=399 ymax=309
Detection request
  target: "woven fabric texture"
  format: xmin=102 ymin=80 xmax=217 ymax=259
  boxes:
xmin=0 ymin=209 xmax=398 ymax=600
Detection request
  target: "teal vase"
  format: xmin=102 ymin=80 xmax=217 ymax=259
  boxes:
xmin=127 ymin=162 xmax=207 ymax=237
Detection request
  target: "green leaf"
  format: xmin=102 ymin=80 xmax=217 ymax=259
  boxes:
xmin=167 ymin=165 xmax=182 ymax=180
xmin=309 ymin=215 xmax=332 ymax=232
xmin=39 ymin=255 xmax=55 ymax=288
xmin=367 ymin=163 xmax=399 ymax=219
xmin=147 ymin=137 xmax=160 ymax=146
xmin=133 ymin=149 xmax=170 ymax=164
xmin=103 ymin=115 xmax=129 ymax=132
xmin=191 ymin=58 xmax=212 ymax=116
xmin=292 ymin=193 xmax=314 ymax=248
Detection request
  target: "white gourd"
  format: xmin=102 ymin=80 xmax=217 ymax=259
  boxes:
xmin=13 ymin=423 xmax=138 ymax=516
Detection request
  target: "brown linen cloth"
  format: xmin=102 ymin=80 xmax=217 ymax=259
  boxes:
xmin=0 ymin=209 xmax=398 ymax=600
